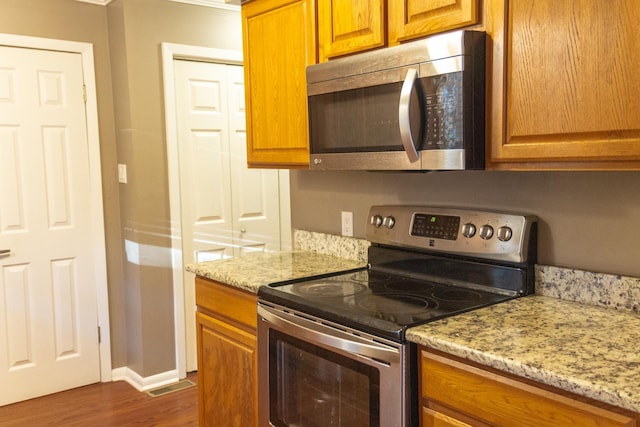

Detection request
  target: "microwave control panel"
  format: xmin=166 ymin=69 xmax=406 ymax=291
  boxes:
xmin=422 ymin=72 xmax=464 ymax=150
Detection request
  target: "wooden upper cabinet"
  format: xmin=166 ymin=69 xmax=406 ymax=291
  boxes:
xmin=318 ymin=0 xmax=386 ymax=60
xmin=487 ymin=0 xmax=640 ymax=170
xmin=388 ymin=0 xmax=479 ymax=45
xmin=318 ymin=0 xmax=479 ymax=62
xmin=242 ymin=0 xmax=316 ymax=168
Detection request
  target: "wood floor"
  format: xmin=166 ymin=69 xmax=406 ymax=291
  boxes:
xmin=0 ymin=373 xmax=198 ymax=426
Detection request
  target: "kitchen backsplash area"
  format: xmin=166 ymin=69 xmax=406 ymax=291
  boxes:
xmin=293 ymin=229 xmax=370 ymax=263
xmin=295 ymin=230 xmax=640 ymax=315
xmin=536 ymin=265 xmax=640 ymax=314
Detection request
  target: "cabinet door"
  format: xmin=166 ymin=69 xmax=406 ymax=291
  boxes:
xmin=242 ymin=0 xmax=316 ymax=168
xmin=318 ymin=0 xmax=386 ymax=61
xmin=388 ymin=0 xmax=479 ymax=45
xmin=488 ymin=0 xmax=640 ymax=170
xmin=421 ymin=350 xmax=637 ymax=427
xmin=196 ymin=311 xmax=257 ymax=427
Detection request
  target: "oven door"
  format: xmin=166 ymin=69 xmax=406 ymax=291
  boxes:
xmin=258 ymin=302 xmax=413 ymax=427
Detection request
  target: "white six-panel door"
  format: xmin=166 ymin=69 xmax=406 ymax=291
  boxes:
xmin=173 ymin=59 xmax=281 ymax=371
xmin=0 ymin=46 xmax=101 ymax=405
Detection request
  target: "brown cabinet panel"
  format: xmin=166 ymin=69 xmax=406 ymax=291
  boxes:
xmin=488 ymin=0 xmax=640 ymax=169
xmin=195 ymin=277 xmax=258 ymax=426
xmin=242 ymin=0 xmax=316 ymax=168
xmin=318 ymin=0 xmax=386 ymax=60
xmin=422 ymin=406 xmax=474 ymax=427
xmin=195 ymin=277 xmax=256 ymax=330
xmin=196 ymin=312 xmax=257 ymax=427
xmin=319 ymin=0 xmax=478 ymax=62
xmin=420 ymin=349 xmax=637 ymax=427
xmin=389 ymin=0 xmax=479 ymax=45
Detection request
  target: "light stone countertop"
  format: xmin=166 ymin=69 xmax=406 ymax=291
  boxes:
xmin=406 ymin=295 xmax=640 ymax=412
xmin=185 ymin=250 xmax=366 ymax=293
xmin=186 ymin=231 xmax=640 ymax=413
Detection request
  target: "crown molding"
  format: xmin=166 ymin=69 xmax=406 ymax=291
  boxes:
xmin=168 ymin=0 xmax=240 ymax=11
xmin=75 ymin=0 xmax=240 ymax=11
xmin=76 ymin=0 xmax=112 ymax=4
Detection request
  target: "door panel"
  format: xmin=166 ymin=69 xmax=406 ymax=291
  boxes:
xmin=177 ymin=62 xmax=233 ymax=259
xmin=227 ymin=65 xmax=280 ymax=255
xmin=174 ymin=60 xmax=283 ymax=372
xmin=0 ymin=45 xmax=100 ymax=405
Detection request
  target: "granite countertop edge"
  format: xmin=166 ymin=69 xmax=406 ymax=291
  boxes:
xmin=187 ymin=244 xmax=640 ymax=414
xmin=186 ymin=250 xmax=367 ymax=294
xmin=406 ymin=296 xmax=640 ymax=413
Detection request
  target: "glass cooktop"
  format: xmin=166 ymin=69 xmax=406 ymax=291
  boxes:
xmin=259 ymin=267 xmax=520 ymax=342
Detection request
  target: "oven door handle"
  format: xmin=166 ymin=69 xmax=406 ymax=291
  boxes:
xmin=258 ymin=304 xmax=399 ymax=364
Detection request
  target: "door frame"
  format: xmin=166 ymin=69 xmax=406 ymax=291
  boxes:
xmin=0 ymin=33 xmax=111 ymax=381
xmin=161 ymin=42 xmax=291 ymax=377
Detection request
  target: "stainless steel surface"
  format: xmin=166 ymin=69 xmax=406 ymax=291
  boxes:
xmin=399 ymin=68 xmax=420 ymax=163
xmin=307 ymin=30 xmax=470 ymax=84
xmin=366 ymin=206 xmax=537 ymax=263
xmin=258 ymin=304 xmax=399 ymax=362
xmin=310 ymin=151 xmax=423 ymax=171
xmin=420 ymin=56 xmax=463 ymax=77
xmin=311 ymin=149 xmax=469 ymax=171
xmin=258 ymin=301 xmax=410 ymax=427
xmin=421 ymin=149 xmax=466 ymax=170
xmin=307 ymin=65 xmax=411 ymax=96
xmin=307 ymin=30 xmax=485 ymax=172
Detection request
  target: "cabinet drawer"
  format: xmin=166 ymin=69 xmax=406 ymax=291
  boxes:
xmin=195 ymin=277 xmax=257 ymax=330
xmin=422 ymin=407 xmax=474 ymax=427
xmin=421 ymin=350 xmax=636 ymax=427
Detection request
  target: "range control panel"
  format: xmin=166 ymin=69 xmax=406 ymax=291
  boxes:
xmin=366 ymin=206 xmax=537 ymax=263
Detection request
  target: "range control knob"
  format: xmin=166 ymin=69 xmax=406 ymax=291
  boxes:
xmin=497 ymin=226 xmax=513 ymax=242
xmin=461 ymin=223 xmax=476 ymax=238
xmin=370 ymin=215 xmax=383 ymax=228
xmin=479 ymin=224 xmax=494 ymax=240
xmin=382 ymin=216 xmax=396 ymax=229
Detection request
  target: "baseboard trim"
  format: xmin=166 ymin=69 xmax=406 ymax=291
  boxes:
xmin=111 ymin=367 xmax=180 ymax=392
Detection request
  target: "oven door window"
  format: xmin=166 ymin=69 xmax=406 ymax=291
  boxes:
xmin=269 ymin=330 xmax=380 ymax=427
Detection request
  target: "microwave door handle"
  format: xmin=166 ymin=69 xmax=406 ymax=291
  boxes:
xmin=399 ymin=68 xmax=420 ymax=163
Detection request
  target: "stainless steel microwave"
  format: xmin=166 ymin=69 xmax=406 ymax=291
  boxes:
xmin=306 ymin=30 xmax=486 ymax=171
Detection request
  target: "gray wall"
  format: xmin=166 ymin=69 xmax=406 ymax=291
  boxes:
xmin=106 ymin=0 xmax=241 ymax=376
xmin=291 ymin=170 xmax=640 ymax=278
xmin=0 ymin=0 xmax=241 ymax=376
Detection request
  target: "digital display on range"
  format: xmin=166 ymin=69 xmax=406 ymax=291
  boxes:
xmin=411 ymin=213 xmax=460 ymax=240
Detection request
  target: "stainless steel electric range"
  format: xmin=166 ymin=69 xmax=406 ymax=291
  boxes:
xmin=258 ymin=206 xmax=537 ymax=427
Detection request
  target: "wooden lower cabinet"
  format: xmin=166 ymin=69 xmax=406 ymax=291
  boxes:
xmin=195 ymin=277 xmax=258 ymax=427
xmin=420 ymin=348 xmax=638 ymax=427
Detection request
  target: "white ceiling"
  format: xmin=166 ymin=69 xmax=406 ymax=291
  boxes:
xmin=76 ymin=0 xmax=240 ymax=11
